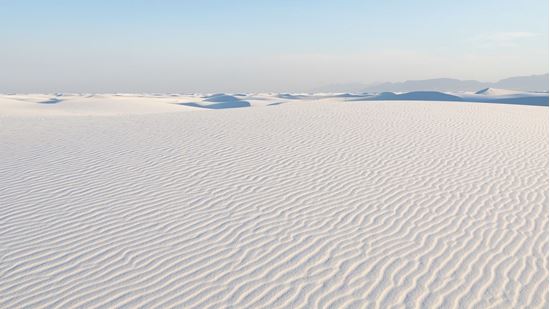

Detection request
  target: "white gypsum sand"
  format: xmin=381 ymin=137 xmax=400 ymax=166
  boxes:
xmin=0 ymin=97 xmax=548 ymax=308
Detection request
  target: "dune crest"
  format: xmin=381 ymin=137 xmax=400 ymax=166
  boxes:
xmin=474 ymin=87 xmax=523 ymax=95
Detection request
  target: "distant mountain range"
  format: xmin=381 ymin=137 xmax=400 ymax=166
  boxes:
xmin=314 ymin=73 xmax=549 ymax=93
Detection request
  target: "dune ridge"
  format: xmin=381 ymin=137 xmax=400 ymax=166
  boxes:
xmin=1 ymin=89 xmax=547 ymax=118
xmin=0 ymin=100 xmax=548 ymax=308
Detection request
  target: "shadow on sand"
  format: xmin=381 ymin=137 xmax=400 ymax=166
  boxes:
xmin=354 ymin=91 xmax=548 ymax=107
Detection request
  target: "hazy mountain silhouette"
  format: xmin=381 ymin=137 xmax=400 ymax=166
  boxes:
xmin=366 ymin=78 xmax=489 ymax=92
xmin=314 ymin=74 xmax=548 ymax=93
xmin=492 ymin=74 xmax=549 ymax=91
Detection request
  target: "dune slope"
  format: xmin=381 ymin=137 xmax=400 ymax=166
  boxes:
xmin=0 ymin=101 xmax=547 ymax=308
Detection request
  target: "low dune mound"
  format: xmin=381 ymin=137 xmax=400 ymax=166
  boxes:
xmin=0 ymin=94 xmax=201 ymax=116
xmin=329 ymin=93 xmax=372 ymax=98
xmin=353 ymin=89 xmax=549 ymax=106
xmin=179 ymin=100 xmax=251 ymax=109
xmin=366 ymin=91 xmax=463 ymax=101
xmin=277 ymin=93 xmax=311 ymax=100
xmin=203 ymin=94 xmax=243 ymax=102
xmin=370 ymin=91 xmax=399 ymax=100
xmin=475 ymin=88 xmax=525 ymax=96
xmin=460 ymin=88 xmax=549 ymax=106
xmin=38 ymin=97 xmax=63 ymax=104
xmin=176 ymin=94 xmax=251 ymax=109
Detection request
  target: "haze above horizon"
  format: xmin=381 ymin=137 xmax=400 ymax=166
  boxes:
xmin=1 ymin=0 xmax=548 ymax=93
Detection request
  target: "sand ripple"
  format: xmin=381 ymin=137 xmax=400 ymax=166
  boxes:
xmin=0 ymin=101 xmax=547 ymax=308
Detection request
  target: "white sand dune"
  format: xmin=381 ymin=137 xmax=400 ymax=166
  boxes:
xmin=0 ymin=94 xmax=203 ymax=116
xmin=0 ymin=97 xmax=548 ymax=308
xmin=474 ymin=88 xmax=528 ymax=96
xmin=362 ymin=89 xmax=549 ymax=106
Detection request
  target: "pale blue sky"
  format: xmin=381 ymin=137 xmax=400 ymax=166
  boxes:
xmin=0 ymin=0 xmax=548 ymax=92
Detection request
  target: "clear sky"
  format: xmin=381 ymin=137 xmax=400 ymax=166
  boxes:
xmin=1 ymin=0 xmax=548 ymax=93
